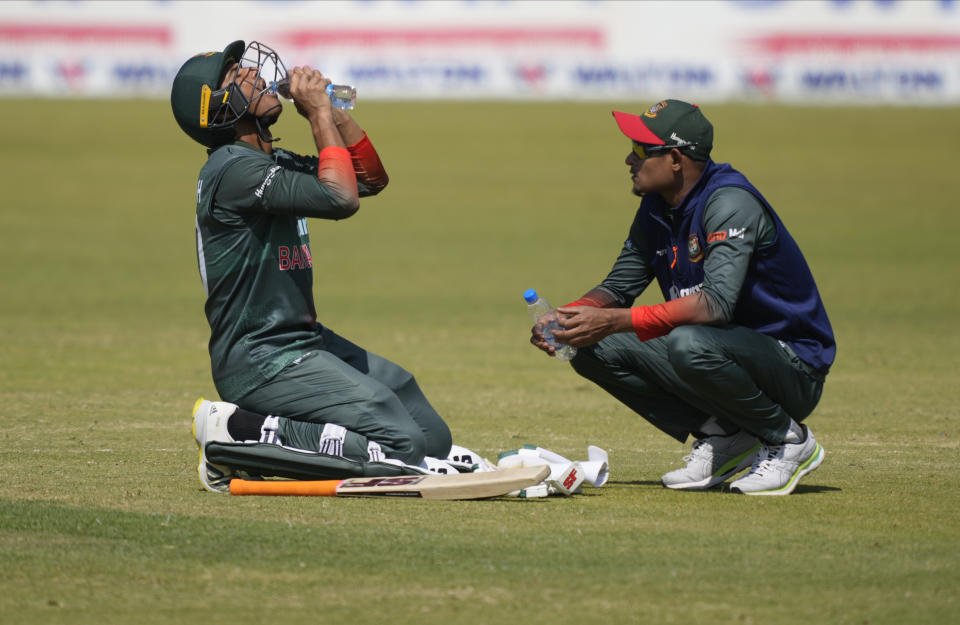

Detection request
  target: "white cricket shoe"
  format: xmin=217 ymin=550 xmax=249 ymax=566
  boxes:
xmin=661 ymin=430 xmax=761 ymax=490
xmin=192 ymin=397 xmax=238 ymax=493
xmin=729 ymin=425 xmax=824 ymax=496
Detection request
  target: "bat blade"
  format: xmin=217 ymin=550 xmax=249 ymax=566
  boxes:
xmin=336 ymin=465 xmax=549 ymax=499
xmin=229 ymin=465 xmax=549 ymax=500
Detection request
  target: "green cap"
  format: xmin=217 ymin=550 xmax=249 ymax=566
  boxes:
xmin=171 ymin=40 xmax=245 ymax=148
xmin=612 ymin=99 xmax=713 ymax=161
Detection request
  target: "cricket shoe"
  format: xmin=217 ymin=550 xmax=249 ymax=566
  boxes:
xmin=192 ymin=397 xmax=239 ymax=493
xmin=729 ymin=425 xmax=824 ymax=496
xmin=661 ymin=430 xmax=761 ymax=490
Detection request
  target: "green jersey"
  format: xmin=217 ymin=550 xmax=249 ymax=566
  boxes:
xmin=195 ymin=141 xmax=364 ymax=400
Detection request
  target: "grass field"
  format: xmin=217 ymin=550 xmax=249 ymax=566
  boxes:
xmin=1 ymin=98 xmax=958 ymax=624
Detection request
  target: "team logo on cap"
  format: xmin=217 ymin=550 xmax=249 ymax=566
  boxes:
xmin=644 ymin=101 xmax=668 ymax=118
xmin=688 ymin=234 xmax=703 ymax=263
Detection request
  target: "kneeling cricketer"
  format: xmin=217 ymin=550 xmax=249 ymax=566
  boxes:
xmin=172 ymin=40 xmax=608 ymax=499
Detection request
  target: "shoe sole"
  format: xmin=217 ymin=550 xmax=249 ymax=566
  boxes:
xmin=661 ymin=443 xmax=760 ymax=490
xmin=732 ymin=443 xmax=825 ymax=496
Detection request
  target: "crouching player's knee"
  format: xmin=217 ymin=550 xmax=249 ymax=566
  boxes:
xmin=665 ymin=325 xmax=718 ymax=379
xmin=388 ymin=415 xmax=453 ymax=465
xmin=387 ymin=428 xmax=429 ymax=465
xmin=426 ymin=420 xmax=453 ymax=461
xmin=569 ymin=346 xmax=605 ymax=382
xmin=383 ymin=372 xmax=453 ymax=460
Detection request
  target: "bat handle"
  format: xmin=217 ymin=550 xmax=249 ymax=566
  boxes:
xmin=229 ymin=479 xmax=341 ymax=496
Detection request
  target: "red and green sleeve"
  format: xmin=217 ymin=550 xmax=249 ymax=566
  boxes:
xmin=629 ymin=188 xmax=774 ymax=340
xmin=216 ymin=143 xmax=357 ymax=219
xmin=346 ymin=132 xmax=388 ymax=196
xmin=570 ymin=187 xmax=774 ymax=341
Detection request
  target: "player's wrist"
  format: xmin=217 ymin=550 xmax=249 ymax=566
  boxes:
xmin=311 ymin=112 xmax=346 ymax=151
xmin=612 ymin=308 xmax=634 ymax=333
xmin=309 ymin=109 xmax=335 ymax=126
xmin=331 ymin=106 xmax=353 ymax=125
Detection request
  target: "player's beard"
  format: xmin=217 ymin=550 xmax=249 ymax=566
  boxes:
xmin=257 ymin=101 xmax=282 ymax=128
xmin=258 ymin=111 xmax=280 ymax=128
xmin=251 ymin=95 xmax=282 ymax=129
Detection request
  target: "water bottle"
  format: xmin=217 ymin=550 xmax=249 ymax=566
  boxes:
xmin=524 ymin=289 xmax=577 ymax=362
xmin=268 ymin=79 xmax=357 ymax=110
xmin=326 ymin=84 xmax=357 ymax=110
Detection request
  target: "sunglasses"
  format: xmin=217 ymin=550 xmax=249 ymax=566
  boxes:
xmin=631 ymin=141 xmax=697 ymax=159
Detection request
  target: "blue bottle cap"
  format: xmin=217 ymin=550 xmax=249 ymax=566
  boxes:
xmin=523 ymin=289 xmax=539 ymax=303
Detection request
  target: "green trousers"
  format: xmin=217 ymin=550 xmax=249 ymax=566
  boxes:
xmin=236 ymin=327 xmax=452 ymax=465
xmin=570 ymin=324 xmax=826 ymax=444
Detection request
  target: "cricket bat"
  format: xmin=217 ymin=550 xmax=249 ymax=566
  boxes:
xmin=229 ymin=465 xmax=550 ymax=500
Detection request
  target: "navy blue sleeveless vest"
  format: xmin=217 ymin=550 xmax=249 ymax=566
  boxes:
xmin=627 ymin=160 xmax=835 ymax=373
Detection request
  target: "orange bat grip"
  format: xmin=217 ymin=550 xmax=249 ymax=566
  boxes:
xmin=229 ymin=479 xmax=342 ymax=496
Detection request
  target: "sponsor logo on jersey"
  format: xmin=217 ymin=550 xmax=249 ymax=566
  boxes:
xmin=707 ymin=227 xmax=747 ymax=243
xmin=278 ymin=244 xmax=313 ymax=271
xmin=670 ymin=282 xmax=703 ymax=299
xmin=687 ymin=233 xmax=703 ymax=262
xmin=255 ymin=165 xmax=282 ymax=198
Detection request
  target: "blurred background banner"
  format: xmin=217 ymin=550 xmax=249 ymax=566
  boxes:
xmin=1 ymin=0 xmax=958 ymax=103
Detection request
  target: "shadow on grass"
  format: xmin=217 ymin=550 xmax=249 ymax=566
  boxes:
xmin=606 ymin=480 xmax=842 ymax=495
xmin=608 ymin=480 xmax=663 ymax=487
xmin=792 ymin=483 xmax=842 ymax=494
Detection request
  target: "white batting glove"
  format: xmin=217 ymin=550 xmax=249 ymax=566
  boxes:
xmin=497 ymin=447 xmax=585 ymax=496
xmin=499 ymin=444 xmax=610 ymax=488
xmin=446 ymin=444 xmax=496 ymax=473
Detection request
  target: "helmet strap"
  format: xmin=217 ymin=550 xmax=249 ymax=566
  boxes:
xmin=254 ymin=115 xmax=280 ymax=144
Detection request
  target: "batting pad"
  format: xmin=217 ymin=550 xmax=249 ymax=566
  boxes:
xmin=205 ymin=442 xmax=423 ymax=481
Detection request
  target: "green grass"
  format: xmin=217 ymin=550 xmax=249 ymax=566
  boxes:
xmin=1 ymin=99 xmax=958 ymax=624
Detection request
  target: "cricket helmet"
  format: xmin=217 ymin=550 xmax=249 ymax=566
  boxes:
xmin=171 ymin=40 xmax=246 ymax=148
xmin=171 ymin=41 xmax=288 ymax=148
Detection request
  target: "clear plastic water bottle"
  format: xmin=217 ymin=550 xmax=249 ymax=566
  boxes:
xmin=268 ymin=80 xmax=357 ymax=110
xmin=524 ymin=289 xmax=577 ymax=362
xmin=326 ymin=84 xmax=357 ymax=110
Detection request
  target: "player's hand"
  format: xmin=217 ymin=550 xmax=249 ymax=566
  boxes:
xmin=553 ymin=306 xmax=632 ymax=347
xmin=286 ymin=66 xmax=332 ymax=120
xmin=529 ymin=311 xmax=560 ymax=356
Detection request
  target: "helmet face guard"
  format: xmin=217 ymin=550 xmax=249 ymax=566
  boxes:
xmin=203 ymin=41 xmax=288 ymax=133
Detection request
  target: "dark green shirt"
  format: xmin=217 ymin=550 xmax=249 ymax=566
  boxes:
xmin=194 ymin=142 xmax=362 ymax=400
xmin=598 ymin=187 xmax=776 ymax=320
